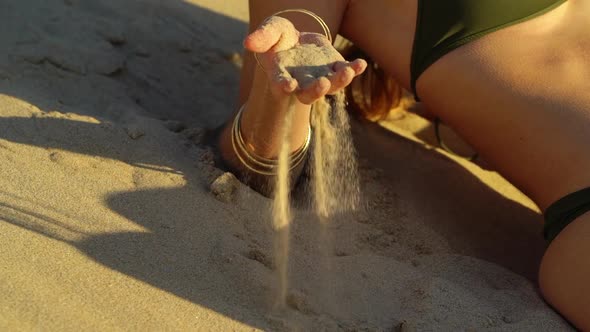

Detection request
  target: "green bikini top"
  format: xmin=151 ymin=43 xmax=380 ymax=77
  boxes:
xmin=410 ymin=0 xmax=567 ymax=101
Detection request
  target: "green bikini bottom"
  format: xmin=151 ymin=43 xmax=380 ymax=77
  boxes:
xmin=410 ymin=0 xmax=567 ymax=101
xmin=544 ymin=187 xmax=590 ymax=243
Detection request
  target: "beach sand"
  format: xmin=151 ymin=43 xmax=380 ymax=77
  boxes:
xmin=0 ymin=0 xmax=572 ymax=330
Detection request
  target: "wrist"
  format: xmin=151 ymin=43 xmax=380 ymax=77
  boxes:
xmin=240 ymin=67 xmax=312 ymax=159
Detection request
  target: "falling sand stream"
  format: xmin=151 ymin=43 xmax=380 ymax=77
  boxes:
xmin=271 ymin=91 xmax=360 ymax=309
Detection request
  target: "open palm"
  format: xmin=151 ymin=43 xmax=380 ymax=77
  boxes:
xmin=244 ymin=16 xmax=367 ymax=104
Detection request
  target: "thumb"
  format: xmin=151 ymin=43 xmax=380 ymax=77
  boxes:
xmin=243 ymin=16 xmax=299 ymax=53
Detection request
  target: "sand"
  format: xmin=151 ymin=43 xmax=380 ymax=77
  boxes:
xmin=271 ymin=97 xmax=295 ymax=310
xmin=0 ymin=0 xmax=573 ymax=331
xmin=309 ymin=92 xmax=360 ymax=218
xmin=269 ymin=91 xmax=359 ymax=314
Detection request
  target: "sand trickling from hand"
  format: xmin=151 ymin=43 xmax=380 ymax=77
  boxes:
xmin=310 ymin=91 xmax=360 ymax=314
xmin=271 ymin=97 xmax=295 ymax=309
xmin=272 ymin=90 xmax=359 ymax=310
xmin=310 ymin=92 xmax=360 ymax=219
xmin=270 ymin=41 xmax=362 ymax=310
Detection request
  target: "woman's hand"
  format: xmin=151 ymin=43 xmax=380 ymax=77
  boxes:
xmin=244 ymin=16 xmax=367 ymax=104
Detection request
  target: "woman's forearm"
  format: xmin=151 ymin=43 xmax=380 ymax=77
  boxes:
xmin=240 ymin=0 xmax=348 ymax=158
xmin=234 ymin=0 xmax=350 ymax=157
xmin=240 ymin=57 xmax=312 ymax=159
xmin=219 ymin=1 xmax=358 ymax=194
xmin=218 ymin=56 xmax=311 ymax=194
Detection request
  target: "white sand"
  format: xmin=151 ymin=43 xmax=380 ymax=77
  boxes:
xmin=0 ymin=0 xmax=572 ymax=331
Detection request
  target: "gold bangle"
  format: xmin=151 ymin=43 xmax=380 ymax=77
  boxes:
xmin=231 ymin=107 xmax=274 ymax=175
xmin=235 ymin=103 xmax=312 ymax=168
xmin=231 ymin=103 xmax=311 ymax=176
xmin=253 ymin=8 xmax=333 ymax=72
xmin=231 ymin=104 xmax=311 ymax=175
xmin=234 ymin=105 xmax=310 ymax=167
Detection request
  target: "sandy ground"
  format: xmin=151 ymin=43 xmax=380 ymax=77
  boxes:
xmin=0 ymin=0 xmax=573 ymax=331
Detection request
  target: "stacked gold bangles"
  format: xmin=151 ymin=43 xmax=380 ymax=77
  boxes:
xmin=231 ymin=104 xmax=312 ymax=176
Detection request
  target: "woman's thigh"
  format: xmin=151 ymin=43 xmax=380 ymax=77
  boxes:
xmin=415 ymin=0 xmax=590 ymax=209
xmin=540 ymin=211 xmax=590 ymax=330
xmin=339 ymin=0 xmax=417 ymax=88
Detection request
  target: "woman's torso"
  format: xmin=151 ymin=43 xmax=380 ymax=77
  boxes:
xmin=342 ymin=0 xmax=590 ymax=209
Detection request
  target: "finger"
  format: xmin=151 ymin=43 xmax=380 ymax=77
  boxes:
xmin=326 ymin=64 xmax=355 ymax=94
xmin=335 ymin=58 xmax=368 ymax=76
xmin=296 ymin=77 xmax=331 ymax=105
xmin=243 ymin=16 xmax=299 ymax=53
xmin=281 ymin=76 xmax=298 ymax=94
xmin=274 ymin=75 xmax=299 ymax=95
xmin=267 ymin=69 xmax=299 ymax=97
xmin=244 ymin=25 xmax=281 ymax=53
